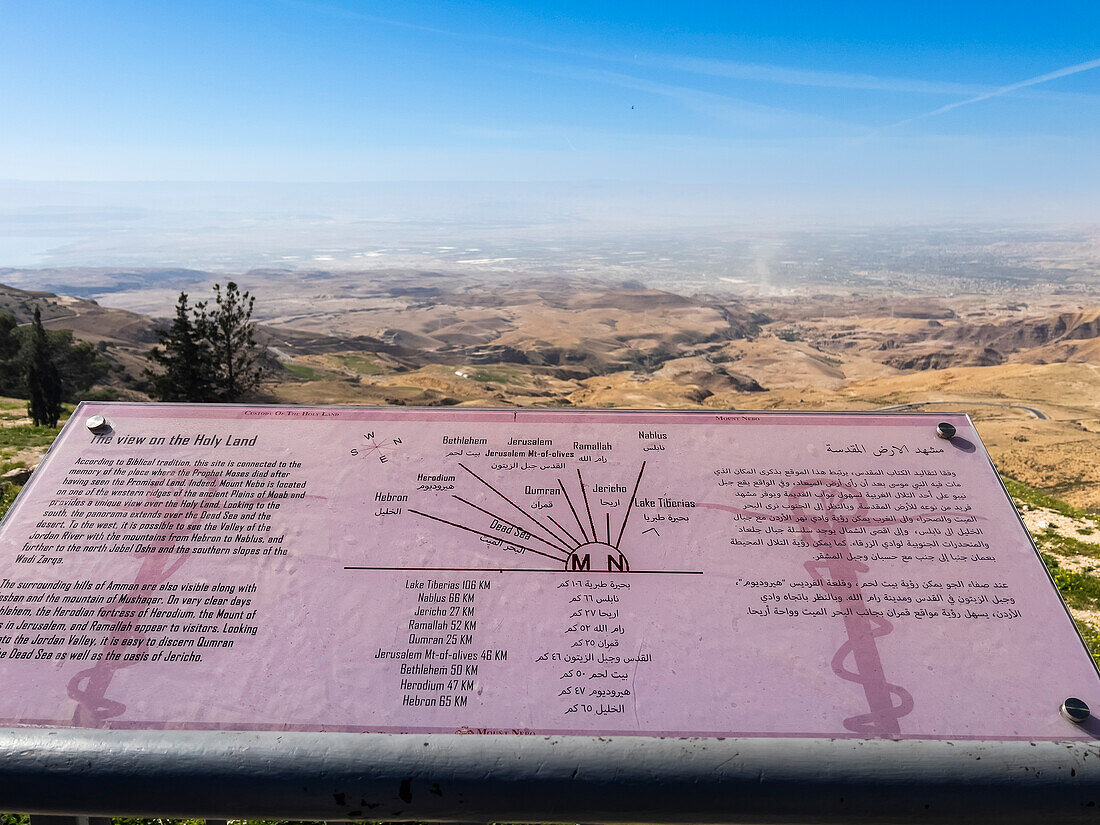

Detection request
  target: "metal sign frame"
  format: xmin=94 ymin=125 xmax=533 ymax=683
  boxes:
xmin=2 ymin=728 xmax=1100 ymax=823
xmin=0 ymin=403 xmax=1097 ymax=823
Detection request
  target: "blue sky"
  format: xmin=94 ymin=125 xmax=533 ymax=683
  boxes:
xmin=1 ymin=1 xmax=1099 ymax=217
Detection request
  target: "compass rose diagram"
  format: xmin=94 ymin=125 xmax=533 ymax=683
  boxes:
xmin=350 ymin=431 xmax=401 ymax=463
xmin=409 ymin=461 xmax=648 ymax=573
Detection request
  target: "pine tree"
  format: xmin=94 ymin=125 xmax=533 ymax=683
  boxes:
xmin=207 ymin=282 xmax=262 ymax=401
xmin=146 ymin=292 xmax=216 ymax=402
xmin=25 ymin=307 xmax=63 ymax=427
xmin=0 ymin=311 xmax=19 ymax=397
xmin=0 ymin=311 xmax=17 ymax=362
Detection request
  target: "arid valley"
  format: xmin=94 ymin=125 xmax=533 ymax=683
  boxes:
xmin=6 ymin=228 xmax=1100 ymax=507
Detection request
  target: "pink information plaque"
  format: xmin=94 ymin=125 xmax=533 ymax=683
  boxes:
xmin=0 ymin=403 xmax=1096 ymax=740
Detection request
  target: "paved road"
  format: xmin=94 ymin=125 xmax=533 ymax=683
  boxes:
xmin=878 ymin=400 xmax=1048 ymax=420
xmin=15 ymin=308 xmax=81 ymax=327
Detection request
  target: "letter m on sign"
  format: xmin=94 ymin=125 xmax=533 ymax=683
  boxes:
xmin=568 ymin=553 xmax=591 ymax=571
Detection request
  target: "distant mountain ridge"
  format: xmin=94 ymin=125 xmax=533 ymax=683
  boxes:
xmin=874 ymin=307 xmax=1100 ymax=370
xmin=0 ymin=267 xmax=207 ymax=298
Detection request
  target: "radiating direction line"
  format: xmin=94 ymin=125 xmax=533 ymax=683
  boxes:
xmin=578 ymin=469 xmax=597 ymax=539
xmin=453 ymin=494 xmax=575 ymax=555
xmin=547 ymin=513 xmax=582 ymax=547
xmin=408 ymin=459 xmax=651 ymax=573
xmin=408 ymin=508 xmax=568 ymax=563
xmin=558 ymin=477 xmax=590 ymax=543
xmin=459 ymin=462 xmax=577 ymax=549
xmin=615 ymin=460 xmax=646 ymax=549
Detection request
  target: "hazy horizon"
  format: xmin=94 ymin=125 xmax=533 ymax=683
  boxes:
xmin=2 ymin=1 xmax=1100 ymax=250
xmin=1 ymin=179 xmax=1099 ymax=276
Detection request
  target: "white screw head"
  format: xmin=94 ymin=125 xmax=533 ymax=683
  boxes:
xmin=86 ymin=415 xmax=111 ymax=434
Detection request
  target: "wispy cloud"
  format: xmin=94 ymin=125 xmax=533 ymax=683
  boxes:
xmin=628 ymin=55 xmax=990 ymax=96
xmin=279 ymin=0 xmax=993 ymax=99
xmin=886 ymin=56 xmax=1100 ymax=128
xmin=278 ymin=0 xmax=457 ymax=37
xmin=280 ymin=0 xmax=1098 ymax=133
xmin=529 ymin=64 xmax=854 ymax=134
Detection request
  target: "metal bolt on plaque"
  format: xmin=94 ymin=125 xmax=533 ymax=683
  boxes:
xmin=936 ymin=421 xmax=957 ymax=439
xmin=85 ymin=415 xmax=111 ymax=434
xmin=1060 ymin=697 xmax=1090 ymax=723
